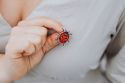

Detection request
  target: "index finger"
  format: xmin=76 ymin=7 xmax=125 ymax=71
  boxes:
xmin=18 ymin=17 xmax=63 ymax=33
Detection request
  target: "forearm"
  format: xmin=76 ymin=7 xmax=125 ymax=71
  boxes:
xmin=0 ymin=54 xmax=12 ymax=83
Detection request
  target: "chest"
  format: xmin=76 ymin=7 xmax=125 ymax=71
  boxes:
xmin=23 ymin=0 xmax=125 ymax=80
xmin=0 ymin=2 xmax=21 ymax=26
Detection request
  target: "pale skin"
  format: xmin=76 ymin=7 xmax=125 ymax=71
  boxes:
xmin=0 ymin=0 xmax=63 ymax=82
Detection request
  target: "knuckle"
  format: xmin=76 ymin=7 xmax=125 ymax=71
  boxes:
xmin=12 ymin=27 xmax=19 ymax=31
xmin=48 ymin=37 xmax=54 ymax=47
xmin=11 ymin=27 xmax=24 ymax=35
xmin=40 ymin=28 xmax=47 ymax=36
xmin=34 ymin=36 xmax=41 ymax=44
xmin=23 ymin=42 xmax=36 ymax=55
xmin=17 ymin=21 xmax=26 ymax=26
xmin=31 ymin=27 xmax=47 ymax=36
xmin=24 ymin=41 xmax=32 ymax=50
xmin=11 ymin=27 xmax=20 ymax=33
xmin=43 ymin=28 xmax=47 ymax=33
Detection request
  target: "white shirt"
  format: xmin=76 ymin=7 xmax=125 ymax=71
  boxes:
xmin=106 ymin=9 xmax=125 ymax=83
xmin=0 ymin=0 xmax=125 ymax=83
xmin=0 ymin=15 xmax=11 ymax=53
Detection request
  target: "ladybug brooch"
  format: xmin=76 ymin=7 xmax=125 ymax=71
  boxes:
xmin=58 ymin=29 xmax=71 ymax=45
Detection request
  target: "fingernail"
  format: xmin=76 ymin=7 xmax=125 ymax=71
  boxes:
xmin=54 ymin=33 xmax=60 ymax=44
xmin=55 ymin=33 xmax=60 ymax=38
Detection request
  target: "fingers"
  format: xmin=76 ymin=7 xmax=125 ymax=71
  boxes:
xmin=6 ymin=38 xmax=36 ymax=58
xmin=21 ymin=42 xmax=36 ymax=56
xmin=18 ymin=16 xmax=63 ymax=33
xmin=6 ymin=17 xmax=63 ymax=59
xmin=6 ymin=26 xmax=47 ymax=58
xmin=18 ymin=26 xmax=48 ymax=36
xmin=42 ymin=33 xmax=59 ymax=54
xmin=21 ymin=26 xmax=48 ymax=48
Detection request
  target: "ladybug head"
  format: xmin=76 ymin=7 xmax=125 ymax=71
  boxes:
xmin=64 ymin=31 xmax=69 ymax=34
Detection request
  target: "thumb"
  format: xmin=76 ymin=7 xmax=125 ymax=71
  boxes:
xmin=42 ymin=33 xmax=60 ymax=54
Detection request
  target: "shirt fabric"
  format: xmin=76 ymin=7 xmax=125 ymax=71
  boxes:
xmin=0 ymin=0 xmax=125 ymax=83
xmin=105 ymin=9 xmax=125 ymax=83
xmin=0 ymin=15 xmax=11 ymax=53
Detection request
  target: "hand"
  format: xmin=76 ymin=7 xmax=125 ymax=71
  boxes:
xmin=3 ymin=17 xmax=63 ymax=81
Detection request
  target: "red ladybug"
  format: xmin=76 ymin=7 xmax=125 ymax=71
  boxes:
xmin=58 ymin=30 xmax=71 ymax=45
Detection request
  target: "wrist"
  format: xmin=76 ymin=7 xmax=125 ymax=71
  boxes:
xmin=0 ymin=55 xmax=13 ymax=83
